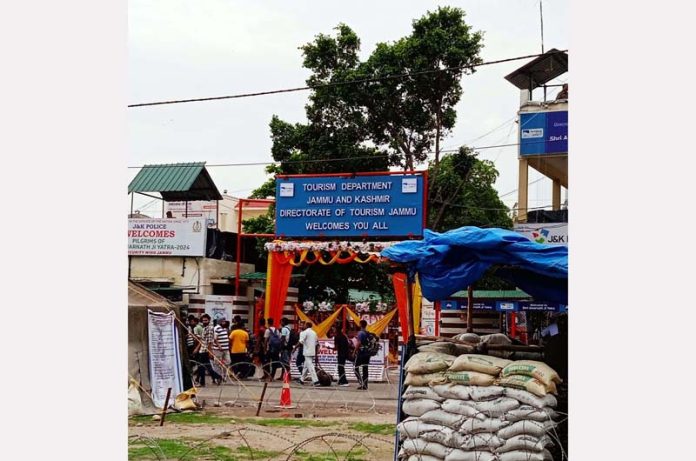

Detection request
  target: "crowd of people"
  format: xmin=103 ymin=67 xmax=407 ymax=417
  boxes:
xmin=184 ymin=315 xmax=374 ymax=390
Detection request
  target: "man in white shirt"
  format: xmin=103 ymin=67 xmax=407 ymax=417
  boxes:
xmin=295 ymin=321 xmax=320 ymax=386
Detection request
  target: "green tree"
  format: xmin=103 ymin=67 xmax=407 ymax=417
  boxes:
xmin=427 ymin=147 xmax=513 ymax=232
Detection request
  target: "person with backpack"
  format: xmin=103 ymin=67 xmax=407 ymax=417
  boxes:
xmin=354 ymin=320 xmax=374 ymax=390
xmin=264 ymin=318 xmax=283 ymax=381
xmin=279 ymin=318 xmax=294 ymax=375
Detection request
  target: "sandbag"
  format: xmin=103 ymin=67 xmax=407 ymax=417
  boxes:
xmin=403 ymin=398 xmax=442 ymax=417
xmin=496 ymin=434 xmax=553 ymax=454
xmin=453 ymin=343 xmax=476 ymax=355
xmin=407 ymin=455 xmax=443 ymax=461
xmin=441 ymin=399 xmax=484 ymax=419
xmin=449 ymin=354 xmax=512 ymax=375
xmin=432 ymin=383 xmax=472 ymax=401
xmin=396 ymin=417 xmax=442 ymax=440
xmin=460 ymin=417 xmax=509 ymax=434
xmin=405 ymin=372 xmax=448 ymax=386
xmin=397 ymin=418 xmax=442 ymax=440
xmin=405 ymin=352 xmax=457 ymax=374
xmin=128 ymin=379 xmax=145 ymax=416
xmin=504 ymin=388 xmax=557 ymax=409
xmin=469 ymin=386 xmax=506 ymax=401
xmin=453 ymin=333 xmax=480 ymax=344
xmin=497 ymin=420 xmax=550 ymax=439
xmin=173 ymin=388 xmax=198 ymax=411
xmin=400 ymin=438 xmax=452 ymax=459
xmin=472 ymin=397 xmax=520 ymax=417
xmin=497 ymin=450 xmax=553 ymax=461
xmin=459 ymin=433 xmax=505 ymax=450
xmin=445 ymin=371 xmax=496 ymax=387
xmin=501 ymin=361 xmax=561 ymax=387
xmin=499 ymin=375 xmax=556 ymax=397
xmin=505 ymin=406 xmax=557 ymax=423
xmin=480 ymin=333 xmax=512 ymax=345
xmin=445 ymin=449 xmax=496 ymax=461
xmin=403 ymin=385 xmax=446 ymax=402
xmin=420 ymin=409 xmax=466 ymax=429
xmin=418 ymin=342 xmax=458 ymax=355
xmin=420 ymin=426 xmax=458 ymax=447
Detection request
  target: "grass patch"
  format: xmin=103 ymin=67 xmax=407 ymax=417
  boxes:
xmin=293 ymin=448 xmax=368 ymax=461
xmin=128 ymin=438 xmax=281 ymax=460
xmin=347 ymin=422 xmax=395 ymax=435
xmin=130 ymin=412 xmax=236 ymax=425
xmin=237 ymin=417 xmax=335 ymax=428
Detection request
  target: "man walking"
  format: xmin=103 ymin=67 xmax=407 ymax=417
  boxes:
xmin=354 ymin=320 xmax=371 ymax=390
xmin=295 ymin=321 xmax=320 ymax=386
xmin=279 ymin=318 xmax=292 ymax=376
xmin=333 ymin=327 xmax=351 ymax=386
xmin=212 ymin=317 xmax=231 ymax=382
xmin=192 ymin=314 xmax=222 ymax=386
xmin=264 ymin=318 xmax=283 ymax=381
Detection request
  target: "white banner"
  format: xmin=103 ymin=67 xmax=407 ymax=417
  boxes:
xmin=420 ymin=307 xmax=436 ymax=336
xmin=514 ymin=222 xmax=568 ymax=246
xmin=165 ymin=201 xmax=218 ymax=227
xmin=204 ymin=295 xmax=234 ymax=322
xmin=289 ymin=339 xmax=389 ymax=382
xmin=128 ymin=218 xmax=207 ymax=256
xmin=147 ymin=310 xmax=183 ymax=408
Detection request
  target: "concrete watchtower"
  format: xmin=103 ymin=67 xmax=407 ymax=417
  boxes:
xmin=505 ymin=49 xmax=568 ymax=223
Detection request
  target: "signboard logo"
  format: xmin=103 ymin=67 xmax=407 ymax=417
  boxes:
xmin=521 ymin=128 xmax=544 ymax=139
xmin=192 ymin=221 xmax=202 ymax=233
xmin=279 ymin=182 xmax=294 ymax=197
xmin=402 ymin=178 xmax=418 ymax=193
xmin=531 ymin=228 xmax=550 ymax=243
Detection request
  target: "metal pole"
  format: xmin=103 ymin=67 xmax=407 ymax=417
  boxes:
xmin=130 ymin=192 xmax=134 ymax=215
xmin=466 ymin=286 xmax=474 ymax=333
xmin=235 ymin=199 xmax=244 ymax=295
xmin=159 ymin=387 xmax=172 ymax=426
xmin=256 ymin=382 xmax=269 ymax=416
xmin=540 ymin=0 xmax=545 ymax=54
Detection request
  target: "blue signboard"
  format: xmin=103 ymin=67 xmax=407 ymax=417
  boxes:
xmin=496 ymin=301 xmax=519 ymax=312
xmin=519 ymin=301 xmax=565 ymax=312
xmin=520 ymin=110 xmax=568 ymax=156
xmin=441 ymin=300 xmax=459 ymax=310
xmin=275 ymin=173 xmax=425 ymax=238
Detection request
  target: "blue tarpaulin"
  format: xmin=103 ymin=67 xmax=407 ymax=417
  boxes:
xmin=381 ymin=226 xmax=568 ymax=304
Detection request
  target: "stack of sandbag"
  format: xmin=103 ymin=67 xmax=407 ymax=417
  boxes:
xmin=398 ymin=347 xmax=562 ymax=461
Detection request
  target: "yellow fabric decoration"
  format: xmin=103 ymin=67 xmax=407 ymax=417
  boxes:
xmin=294 ymin=306 xmax=344 ymax=338
xmin=345 ymin=306 xmax=362 ymax=325
xmin=412 ymin=275 xmax=422 ymax=335
xmin=344 ymin=306 xmax=397 ymax=336
xmin=367 ymin=308 xmax=397 ymax=336
xmin=294 ymin=306 xmax=314 ymax=325
xmin=313 ymin=307 xmax=344 ymax=338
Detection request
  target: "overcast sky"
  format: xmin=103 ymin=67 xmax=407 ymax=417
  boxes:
xmin=128 ymin=0 xmax=568 ymax=216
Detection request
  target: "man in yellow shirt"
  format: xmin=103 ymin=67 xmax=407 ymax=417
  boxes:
xmin=229 ymin=316 xmax=250 ymax=378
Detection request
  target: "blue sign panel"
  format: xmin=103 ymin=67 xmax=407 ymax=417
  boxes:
xmin=441 ymin=300 xmax=459 ymax=310
xmin=519 ymin=110 xmax=568 ymax=156
xmin=472 ymin=301 xmax=496 ymax=311
xmin=519 ymin=301 xmax=564 ymax=312
xmin=496 ymin=301 xmax=519 ymax=312
xmin=275 ymin=173 xmax=425 ymax=238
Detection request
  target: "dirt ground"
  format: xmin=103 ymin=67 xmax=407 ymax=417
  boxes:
xmin=128 ymin=405 xmax=397 ymax=460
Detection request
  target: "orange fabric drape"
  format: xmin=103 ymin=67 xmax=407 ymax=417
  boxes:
xmin=392 ymin=272 xmax=411 ymax=343
xmin=264 ymin=252 xmax=294 ymax=324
